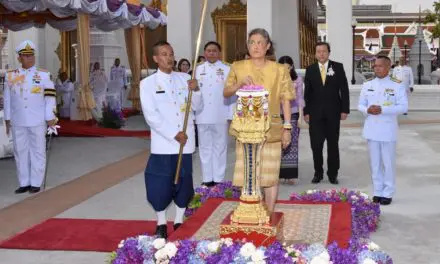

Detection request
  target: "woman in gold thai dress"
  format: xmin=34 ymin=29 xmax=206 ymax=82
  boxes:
xmin=224 ymin=28 xmax=295 ymax=213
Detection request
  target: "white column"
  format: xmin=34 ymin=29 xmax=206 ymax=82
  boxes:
xmin=247 ymin=0 xmax=272 ymax=35
xmin=167 ymin=0 xmax=193 ymax=61
xmin=272 ymin=0 xmax=300 ymax=66
xmin=89 ymin=28 xmax=122 ymax=76
xmin=326 ymin=0 xmax=353 ymax=80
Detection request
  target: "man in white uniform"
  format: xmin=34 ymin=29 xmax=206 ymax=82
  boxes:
xmin=358 ymin=56 xmax=408 ymax=205
xmin=55 ymin=71 xmax=74 ymax=118
xmin=3 ymin=40 xmax=57 ymax=194
xmin=110 ymin=58 xmax=127 ymax=108
xmin=140 ymin=41 xmax=203 ymax=239
xmin=392 ymin=58 xmax=413 ymax=115
xmin=194 ymin=42 xmax=230 ymax=187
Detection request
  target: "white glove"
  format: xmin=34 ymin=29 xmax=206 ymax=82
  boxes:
xmin=47 ymin=125 xmax=61 ymax=136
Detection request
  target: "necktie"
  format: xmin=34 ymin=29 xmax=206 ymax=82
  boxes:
xmin=320 ymin=64 xmax=326 ymax=84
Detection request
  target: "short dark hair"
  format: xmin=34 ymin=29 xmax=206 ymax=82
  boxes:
xmin=376 ymin=55 xmax=391 ymax=63
xmin=152 ymin=41 xmax=172 ymax=55
xmin=315 ymin=42 xmax=331 ymax=53
xmin=204 ymin=41 xmax=222 ymax=52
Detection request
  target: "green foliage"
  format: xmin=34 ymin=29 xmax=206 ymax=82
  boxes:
xmin=224 ymin=188 xmax=233 ymax=198
xmin=424 ymin=1 xmax=440 ymax=39
xmin=107 ymin=251 xmax=117 ymax=264
xmin=99 ymin=105 xmax=125 ymax=129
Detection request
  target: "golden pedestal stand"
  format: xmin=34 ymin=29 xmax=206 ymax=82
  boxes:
xmin=220 ymin=87 xmax=284 ymax=246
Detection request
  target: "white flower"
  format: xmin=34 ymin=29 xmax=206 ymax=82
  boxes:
xmin=251 ymin=249 xmax=266 ymax=262
xmin=310 ymin=256 xmax=332 ymax=264
xmin=240 ymin=242 xmax=257 ymax=258
xmin=163 ymin=242 xmax=178 ymax=258
xmin=368 ymin=242 xmax=380 ymax=251
xmin=153 ymin=238 xmax=166 ymax=249
xmin=351 ymin=195 xmax=359 ymax=201
xmin=208 ymin=241 xmax=220 ymax=253
xmin=306 ymin=189 xmax=317 ymax=194
xmin=154 ymin=249 xmax=167 ymax=261
xmin=118 ymin=240 xmax=125 ymax=248
xmin=360 ymin=192 xmax=369 ymax=199
xmin=221 ymin=238 xmax=234 ymax=247
xmin=318 ymin=251 xmax=330 ymax=261
xmin=310 ymin=251 xmax=332 ymax=264
xmin=362 ymin=259 xmax=377 ymax=264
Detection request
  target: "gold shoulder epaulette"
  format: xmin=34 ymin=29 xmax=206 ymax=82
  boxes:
xmin=390 ymin=76 xmax=402 ymax=83
xmin=222 ymin=61 xmax=231 ymax=66
xmin=7 ymin=69 xmax=17 ymax=73
xmin=37 ymin=68 xmax=48 ymax=72
xmin=366 ymin=77 xmax=374 ymax=82
xmin=196 ymin=61 xmax=204 ymax=66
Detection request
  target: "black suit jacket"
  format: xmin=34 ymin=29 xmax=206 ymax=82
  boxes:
xmin=303 ymin=60 xmax=350 ymax=118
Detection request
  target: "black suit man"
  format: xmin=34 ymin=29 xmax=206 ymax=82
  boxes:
xmin=303 ymin=42 xmax=350 ymax=184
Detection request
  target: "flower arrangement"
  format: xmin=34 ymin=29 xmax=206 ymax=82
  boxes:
xmin=109 ymin=183 xmax=392 ymax=263
xmin=99 ymin=104 xmax=125 ymax=129
xmin=109 ymin=237 xmax=391 ymax=264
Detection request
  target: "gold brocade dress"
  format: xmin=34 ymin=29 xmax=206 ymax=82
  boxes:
xmin=226 ymin=60 xmax=295 ymax=187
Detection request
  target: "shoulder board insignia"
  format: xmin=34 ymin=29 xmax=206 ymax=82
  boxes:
xmin=37 ymin=68 xmax=48 ymax=72
xmin=390 ymin=77 xmax=402 ymax=83
xmin=196 ymin=61 xmax=204 ymax=66
xmin=366 ymin=77 xmax=374 ymax=82
xmin=221 ymin=61 xmax=231 ymax=66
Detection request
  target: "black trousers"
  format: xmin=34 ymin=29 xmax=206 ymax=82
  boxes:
xmin=308 ymin=114 xmax=340 ymax=179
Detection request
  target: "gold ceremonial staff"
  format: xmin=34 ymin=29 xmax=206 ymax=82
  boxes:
xmin=174 ymin=0 xmax=208 ymax=185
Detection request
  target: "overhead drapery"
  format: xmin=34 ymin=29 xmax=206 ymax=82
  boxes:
xmin=77 ymin=13 xmax=95 ymax=120
xmin=0 ymin=0 xmax=167 ymax=32
xmin=124 ymin=25 xmax=141 ymax=110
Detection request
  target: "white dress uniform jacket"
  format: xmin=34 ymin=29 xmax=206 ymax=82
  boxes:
xmin=55 ymin=80 xmax=74 ymax=118
xmin=194 ymin=61 xmax=230 ymax=124
xmin=358 ymin=76 xmax=408 ymax=142
xmin=3 ymin=66 xmax=56 ymax=187
xmin=140 ymin=70 xmax=203 ymax=154
xmin=194 ymin=60 xmax=230 ymax=183
xmin=4 ymin=67 xmax=56 ymax=126
xmin=392 ymin=65 xmax=414 ymax=94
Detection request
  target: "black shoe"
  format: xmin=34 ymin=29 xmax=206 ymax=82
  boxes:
xmin=380 ymin=197 xmax=392 ymax=205
xmin=329 ymin=178 xmax=339 ymax=185
xmin=15 ymin=186 xmax=30 ymax=194
xmin=29 ymin=186 xmax=41 ymax=193
xmin=202 ymin=182 xmax=214 ymax=187
xmin=155 ymin=224 xmax=167 ymax=239
xmin=311 ymin=174 xmax=323 ymax=184
xmin=173 ymin=223 xmax=182 ymax=231
xmin=372 ymin=196 xmax=382 ymax=203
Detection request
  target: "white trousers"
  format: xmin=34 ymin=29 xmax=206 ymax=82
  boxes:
xmin=198 ymin=124 xmax=228 ymax=183
xmin=368 ymin=140 xmax=396 ymax=198
xmin=11 ymin=125 xmax=47 ymax=187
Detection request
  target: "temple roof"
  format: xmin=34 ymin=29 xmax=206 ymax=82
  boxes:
xmin=0 ymin=0 xmax=167 ymax=31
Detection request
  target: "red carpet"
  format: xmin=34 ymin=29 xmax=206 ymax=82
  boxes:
xmin=0 ymin=219 xmax=173 ymax=252
xmin=0 ymin=199 xmax=351 ymax=252
xmin=58 ymin=119 xmax=150 ymax=138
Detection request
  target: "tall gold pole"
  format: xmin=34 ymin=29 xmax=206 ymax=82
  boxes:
xmin=174 ymin=0 xmax=209 ymax=184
